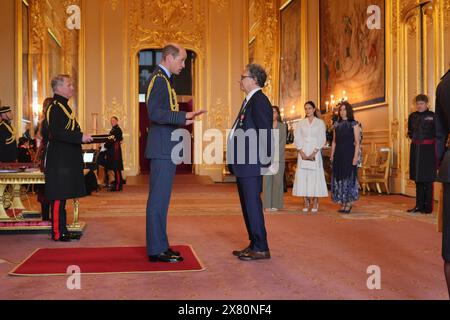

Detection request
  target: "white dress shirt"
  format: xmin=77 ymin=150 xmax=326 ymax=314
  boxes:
xmin=159 ymin=64 xmax=171 ymax=78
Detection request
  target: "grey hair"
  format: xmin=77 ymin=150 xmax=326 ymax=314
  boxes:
xmin=246 ymin=64 xmax=267 ymax=88
xmin=51 ymin=74 xmax=71 ymax=92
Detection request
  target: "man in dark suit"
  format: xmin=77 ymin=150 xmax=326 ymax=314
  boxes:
xmin=44 ymin=74 xmax=93 ymax=242
xmin=435 ymin=68 xmax=450 ymax=297
xmin=145 ymin=44 xmax=205 ymax=263
xmin=227 ymin=64 xmax=274 ymax=261
xmin=0 ymin=106 xmax=17 ymax=163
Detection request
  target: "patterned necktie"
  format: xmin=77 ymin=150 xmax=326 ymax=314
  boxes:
xmin=232 ymin=98 xmax=247 ymax=129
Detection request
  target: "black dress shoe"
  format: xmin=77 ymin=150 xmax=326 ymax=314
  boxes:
xmin=149 ymin=253 xmax=184 ymax=263
xmin=52 ymin=233 xmax=72 ymax=242
xmin=68 ymin=232 xmax=82 ymax=240
xmin=166 ymin=248 xmax=181 ymax=257
xmin=407 ymin=207 xmax=422 ymax=213
xmin=238 ymin=250 xmax=271 ymax=261
xmin=232 ymin=246 xmax=251 ymax=257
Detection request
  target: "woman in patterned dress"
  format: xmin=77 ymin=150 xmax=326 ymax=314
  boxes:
xmin=330 ymin=101 xmax=362 ymax=214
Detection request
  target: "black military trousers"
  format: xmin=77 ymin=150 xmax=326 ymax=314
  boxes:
xmin=415 ymin=182 xmax=434 ymax=213
xmin=50 ymin=200 xmax=68 ymax=240
xmin=112 ymin=170 xmax=123 ymax=191
xmin=41 ymin=203 xmax=51 ymax=221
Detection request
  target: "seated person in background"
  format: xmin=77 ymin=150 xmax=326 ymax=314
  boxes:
xmin=17 ymin=137 xmax=32 ymax=163
xmin=97 ymin=143 xmax=109 ymax=187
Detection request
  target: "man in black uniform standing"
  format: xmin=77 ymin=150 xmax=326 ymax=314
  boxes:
xmin=105 ymin=116 xmax=124 ymax=192
xmin=435 ymin=68 xmax=450 ymax=297
xmin=407 ymin=94 xmax=436 ymax=214
xmin=45 ymin=74 xmax=93 ymax=242
xmin=0 ymin=106 xmax=17 ymax=163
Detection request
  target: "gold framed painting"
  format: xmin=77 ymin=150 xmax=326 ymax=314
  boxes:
xmin=319 ymin=0 xmax=386 ymax=109
xmin=279 ymin=0 xmax=302 ymax=118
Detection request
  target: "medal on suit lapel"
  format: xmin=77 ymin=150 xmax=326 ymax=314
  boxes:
xmin=239 ymin=114 xmax=245 ymax=127
xmin=239 ymin=104 xmax=249 ymax=127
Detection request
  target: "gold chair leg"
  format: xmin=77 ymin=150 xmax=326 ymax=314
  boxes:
xmin=384 ymin=182 xmax=390 ymax=195
xmin=70 ymin=198 xmax=80 ymax=228
xmin=376 ymin=183 xmax=382 ymax=194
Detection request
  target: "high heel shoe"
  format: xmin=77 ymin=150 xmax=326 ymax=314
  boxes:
xmin=302 ymin=198 xmax=310 ymax=213
xmin=343 ymin=205 xmax=353 ymax=214
xmin=311 ymin=200 xmax=319 ymax=213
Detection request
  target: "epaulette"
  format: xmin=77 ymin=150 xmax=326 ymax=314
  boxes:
xmin=145 ymin=69 xmax=179 ymax=112
xmin=47 ymin=100 xmax=76 ymax=131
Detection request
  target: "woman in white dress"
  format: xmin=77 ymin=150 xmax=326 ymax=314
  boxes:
xmin=292 ymin=101 xmax=328 ymax=213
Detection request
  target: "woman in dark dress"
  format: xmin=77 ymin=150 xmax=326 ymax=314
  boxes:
xmin=105 ymin=116 xmax=124 ymax=191
xmin=330 ymin=102 xmax=362 ymax=214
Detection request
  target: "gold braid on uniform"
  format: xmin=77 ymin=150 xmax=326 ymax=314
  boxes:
xmin=47 ymin=100 xmax=77 ymax=131
xmin=0 ymin=121 xmax=16 ymax=144
xmin=146 ymin=70 xmax=179 ymax=112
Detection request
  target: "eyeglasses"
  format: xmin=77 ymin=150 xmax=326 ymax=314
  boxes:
xmin=240 ymin=75 xmax=253 ymax=81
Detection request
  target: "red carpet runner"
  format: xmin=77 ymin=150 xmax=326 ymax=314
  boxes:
xmin=10 ymin=245 xmax=206 ymax=276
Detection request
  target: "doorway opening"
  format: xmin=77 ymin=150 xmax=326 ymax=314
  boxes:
xmin=138 ymin=49 xmax=196 ymax=174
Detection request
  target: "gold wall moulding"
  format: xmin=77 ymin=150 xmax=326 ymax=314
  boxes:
xmin=127 ymin=0 xmax=207 ymax=56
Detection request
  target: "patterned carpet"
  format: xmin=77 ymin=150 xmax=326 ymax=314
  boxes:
xmin=0 ymin=174 xmax=447 ymax=300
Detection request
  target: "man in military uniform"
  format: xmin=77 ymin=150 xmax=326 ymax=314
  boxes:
xmin=44 ymin=74 xmax=93 ymax=242
xmin=145 ymin=44 xmax=206 ymax=263
xmin=407 ymin=94 xmax=436 ymax=214
xmin=435 ymin=68 xmax=450 ymax=297
xmin=0 ymin=106 xmax=17 ymax=163
xmin=105 ymin=116 xmax=124 ymax=192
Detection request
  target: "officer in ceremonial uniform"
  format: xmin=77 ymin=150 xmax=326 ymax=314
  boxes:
xmin=435 ymin=68 xmax=450 ymax=297
xmin=44 ymin=74 xmax=93 ymax=242
xmin=145 ymin=44 xmax=206 ymax=263
xmin=407 ymin=94 xmax=436 ymax=214
xmin=0 ymin=106 xmax=17 ymax=163
xmin=105 ymin=116 xmax=124 ymax=192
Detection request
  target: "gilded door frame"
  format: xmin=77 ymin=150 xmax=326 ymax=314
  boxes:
xmin=398 ymin=0 xmax=447 ymax=196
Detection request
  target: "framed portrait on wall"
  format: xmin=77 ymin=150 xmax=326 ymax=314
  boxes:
xmin=279 ymin=0 xmax=302 ymax=118
xmin=319 ymin=0 xmax=386 ymax=109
